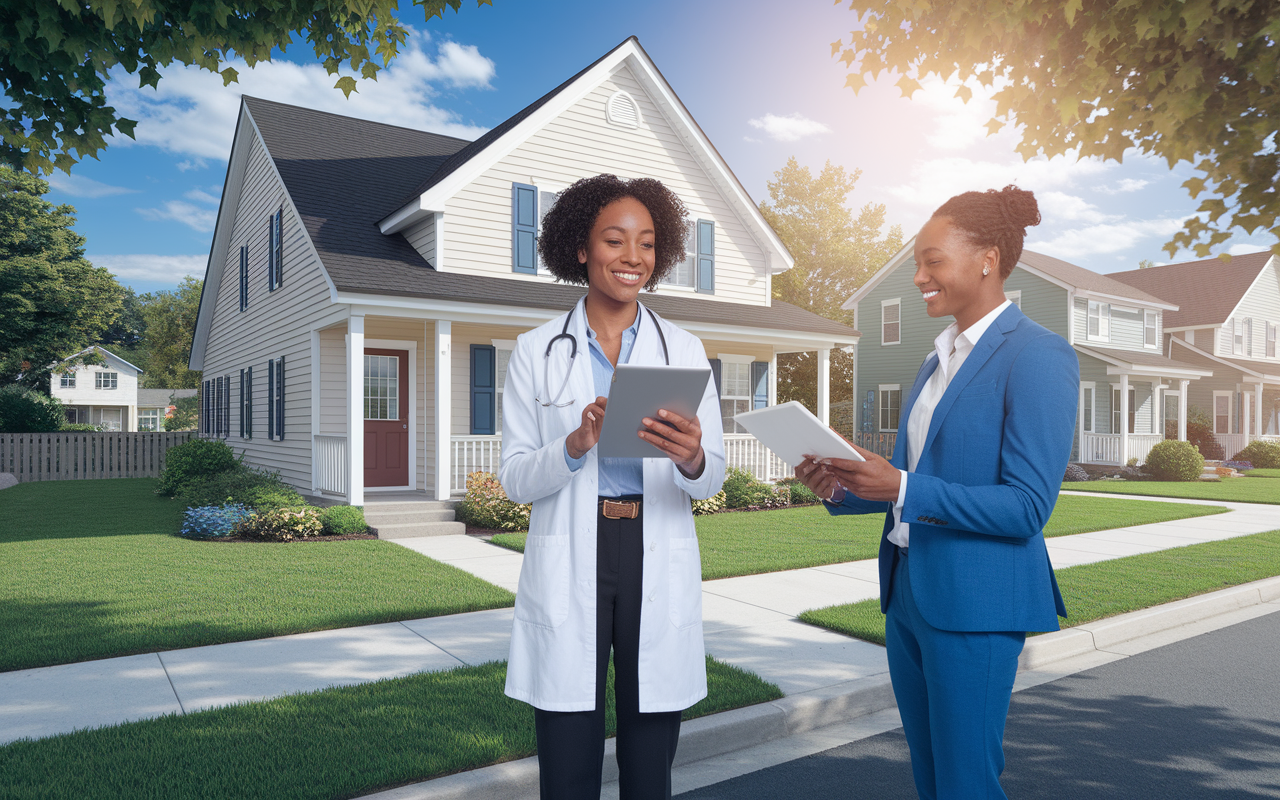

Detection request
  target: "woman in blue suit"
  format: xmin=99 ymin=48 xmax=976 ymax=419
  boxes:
xmin=796 ymin=186 xmax=1078 ymax=800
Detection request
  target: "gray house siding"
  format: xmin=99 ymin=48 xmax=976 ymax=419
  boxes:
xmin=1072 ymin=297 xmax=1160 ymax=351
xmin=1219 ymin=263 xmax=1280 ymax=361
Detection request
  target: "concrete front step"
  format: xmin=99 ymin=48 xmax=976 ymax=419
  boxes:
xmin=363 ymin=509 xmax=457 ymax=525
xmin=362 ymin=499 xmax=456 ymax=512
xmin=374 ymin=520 xmax=467 ymax=538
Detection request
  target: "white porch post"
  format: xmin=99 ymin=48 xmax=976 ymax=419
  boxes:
xmin=1119 ymin=374 xmax=1130 ymax=465
xmin=767 ymin=352 xmax=778 ymax=407
xmin=347 ymin=314 xmax=365 ymax=506
xmin=1254 ymin=382 xmax=1264 ymax=440
xmin=1153 ymin=383 xmax=1167 ymax=434
xmin=817 ymin=347 xmax=831 ymax=426
xmin=1178 ymin=380 xmax=1189 ymax=442
xmin=434 ymin=320 xmax=452 ymax=500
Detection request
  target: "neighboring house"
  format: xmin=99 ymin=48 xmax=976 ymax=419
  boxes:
xmin=50 ymin=347 xmax=196 ymax=431
xmin=1109 ymin=252 xmax=1280 ymax=459
xmin=188 ymin=37 xmax=858 ymax=504
xmin=842 ymin=245 xmax=1214 ymax=466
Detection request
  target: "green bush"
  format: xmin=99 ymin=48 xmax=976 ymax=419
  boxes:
xmin=176 ymin=465 xmax=305 ymax=512
xmin=235 ymin=507 xmax=324 ymax=542
xmin=721 ymin=467 xmax=772 ymax=508
xmin=775 ymin=476 xmax=820 ymax=505
xmin=0 ymin=384 xmax=66 ymax=432
xmin=1144 ymin=439 xmax=1205 ymax=481
xmin=691 ymin=490 xmax=727 ymax=515
xmin=157 ymin=438 xmax=238 ymax=496
xmin=1234 ymin=440 xmax=1280 ymax=469
xmin=455 ymin=472 xmax=531 ymax=531
xmin=321 ymin=505 xmax=370 ymax=535
xmin=59 ymin=423 xmax=100 ymax=432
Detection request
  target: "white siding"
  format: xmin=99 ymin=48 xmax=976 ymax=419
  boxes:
xmin=51 ymin=359 xmax=139 ymax=408
xmin=1228 ymin=263 xmax=1280 ymax=361
xmin=441 ymin=65 xmax=769 ymax=305
xmin=403 ymin=215 xmax=436 ymax=266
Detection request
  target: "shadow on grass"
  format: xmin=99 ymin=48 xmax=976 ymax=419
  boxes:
xmin=0 ymin=478 xmax=182 ymax=543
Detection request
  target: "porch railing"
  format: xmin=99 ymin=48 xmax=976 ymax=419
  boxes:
xmin=1216 ymin=433 xmax=1280 ymax=461
xmin=853 ymin=432 xmax=897 ymax=460
xmin=452 ymin=434 xmax=503 ymax=495
xmin=1079 ymin=432 xmax=1165 ymax=465
xmin=313 ymin=435 xmax=348 ymax=495
xmin=723 ymin=433 xmax=789 ymax=483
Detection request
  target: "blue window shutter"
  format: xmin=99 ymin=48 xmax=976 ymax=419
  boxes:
xmin=267 ymin=216 xmax=276 ymax=291
xmin=276 ymin=356 xmax=285 ymax=439
xmin=246 ymin=366 xmax=252 ymax=438
xmin=751 ymin=361 xmax=769 ymax=409
xmin=512 ymin=183 xmax=538 ymax=274
xmin=266 ymin=358 xmax=275 ymax=440
xmin=470 ymin=344 xmax=496 ymax=435
xmin=708 ymin=358 xmax=722 ymax=397
xmin=273 ymin=209 xmax=284 ymax=288
xmin=239 ymin=369 xmax=245 ymax=438
xmin=696 ymin=219 xmax=715 ymax=293
xmin=239 ymin=247 xmax=248 ymax=311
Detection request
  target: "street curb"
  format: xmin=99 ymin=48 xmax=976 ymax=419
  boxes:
xmin=358 ymin=575 xmax=1280 ymax=800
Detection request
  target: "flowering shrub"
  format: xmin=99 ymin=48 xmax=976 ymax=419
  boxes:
xmin=236 ymin=507 xmax=324 ymax=542
xmin=181 ymin=504 xmax=253 ymax=540
xmin=1223 ymin=460 xmax=1254 ymax=473
xmin=456 ymin=472 xmax=531 ymax=531
xmin=691 ymin=491 xmax=726 ymax=515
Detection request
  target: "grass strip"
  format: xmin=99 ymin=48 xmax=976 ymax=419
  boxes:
xmin=0 ymin=656 xmax=781 ymax=800
xmin=490 ymin=495 xmax=1226 ymax=581
xmin=0 ymin=479 xmax=514 ymax=673
xmin=1244 ymin=468 xmax=1280 ymax=479
xmin=799 ymin=529 xmax=1280 ymax=646
xmin=1063 ymin=476 xmax=1280 ymax=503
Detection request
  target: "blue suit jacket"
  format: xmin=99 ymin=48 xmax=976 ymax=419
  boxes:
xmin=830 ymin=304 xmax=1077 ymax=633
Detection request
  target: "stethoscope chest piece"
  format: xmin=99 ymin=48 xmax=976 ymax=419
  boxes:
xmin=537 ymin=302 xmax=669 ymax=408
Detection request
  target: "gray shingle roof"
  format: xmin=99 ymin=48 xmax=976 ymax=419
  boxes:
xmin=1075 ymin=345 xmax=1211 ymax=374
xmin=1107 ymin=251 xmax=1272 ymax=328
xmin=137 ymin=388 xmax=198 ymax=406
xmin=1019 ymin=251 xmax=1172 ymax=307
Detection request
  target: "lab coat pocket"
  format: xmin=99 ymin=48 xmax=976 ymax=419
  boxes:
xmin=667 ymin=537 xmax=703 ymax=630
xmin=515 ymin=534 xmax=571 ymax=628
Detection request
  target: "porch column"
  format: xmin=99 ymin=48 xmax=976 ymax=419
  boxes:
xmin=1153 ymin=383 xmax=1167 ymax=434
xmin=1178 ymin=380 xmax=1189 ymax=442
xmin=1255 ymin=382 xmax=1265 ymax=441
xmin=767 ymin=352 xmax=778 ymax=407
xmin=347 ymin=314 xmax=365 ymax=506
xmin=1119 ymin=374 xmax=1130 ymax=465
xmin=817 ymin=347 xmax=831 ymax=426
xmin=434 ymin=320 xmax=452 ymax=500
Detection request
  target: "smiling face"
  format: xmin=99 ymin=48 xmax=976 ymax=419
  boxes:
xmin=578 ymin=196 xmax=655 ymax=307
xmin=912 ymin=216 xmax=1004 ymax=330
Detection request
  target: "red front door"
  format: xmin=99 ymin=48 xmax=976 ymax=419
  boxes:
xmin=364 ymin=348 xmax=409 ymax=487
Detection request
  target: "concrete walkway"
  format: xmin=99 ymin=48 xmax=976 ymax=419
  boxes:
xmin=3 ymin=494 xmax=1277 ymax=746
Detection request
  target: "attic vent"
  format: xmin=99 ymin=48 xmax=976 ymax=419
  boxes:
xmin=606 ymin=91 xmax=641 ymax=128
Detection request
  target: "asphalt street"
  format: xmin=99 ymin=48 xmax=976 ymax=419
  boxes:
xmin=679 ymin=610 xmax=1280 ymax=799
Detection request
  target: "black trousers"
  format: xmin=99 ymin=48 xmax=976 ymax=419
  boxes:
xmin=534 ymin=499 xmax=683 ymax=800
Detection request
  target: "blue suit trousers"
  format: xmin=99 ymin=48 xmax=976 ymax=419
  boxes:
xmin=886 ymin=550 xmax=1025 ymax=800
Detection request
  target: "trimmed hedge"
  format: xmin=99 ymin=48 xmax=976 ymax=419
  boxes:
xmin=1145 ymin=439 xmax=1205 ymax=482
xmin=1234 ymin=440 xmax=1280 ymax=470
xmin=176 ymin=465 xmax=305 ymax=512
xmin=321 ymin=505 xmax=370 ymax=535
xmin=157 ymin=438 xmax=238 ymax=496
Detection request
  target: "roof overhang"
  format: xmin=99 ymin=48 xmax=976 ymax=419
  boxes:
xmin=1170 ymin=337 xmax=1280 ymax=384
xmin=58 ymin=345 xmax=144 ymax=374
xmin=1075 ymin=345 xmax=1213 ymax=380
xmin=376 ymin=38 xmax=794 ymax=275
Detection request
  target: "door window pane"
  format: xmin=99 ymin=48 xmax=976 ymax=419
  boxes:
xmin=364 ymin=355 xmax=399 ymax=420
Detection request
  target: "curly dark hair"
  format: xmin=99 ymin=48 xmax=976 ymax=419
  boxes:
xmin=537 ymin=174 xmax=688 ymax=290
xmin=932 ymin=185 xmax=1041 ymax=279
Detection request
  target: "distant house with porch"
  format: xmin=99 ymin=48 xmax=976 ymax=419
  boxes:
xmin=842 ymin=245 xmax=1216 ymax=467
xmin=188 ymin=37 xmax=857 ymax=505
xmin=1109 ymin=252 xmax=1280 ymax=459
xmin=50 ymin=346 xmax=196 ymax=431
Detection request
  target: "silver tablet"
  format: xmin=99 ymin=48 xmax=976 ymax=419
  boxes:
xmin=597 ymin=364 xmax=712 ymax=458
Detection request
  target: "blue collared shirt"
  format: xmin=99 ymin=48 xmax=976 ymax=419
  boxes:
xmin=563 ymin=306 xmax=645 ymax=497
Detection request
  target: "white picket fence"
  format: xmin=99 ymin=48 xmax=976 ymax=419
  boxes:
xmin=0 ymin=432 xmax=195 ymax=482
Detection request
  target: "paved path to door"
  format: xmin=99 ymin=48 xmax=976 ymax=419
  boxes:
xmin=2 ymin=494 xmax=1276 ymax=745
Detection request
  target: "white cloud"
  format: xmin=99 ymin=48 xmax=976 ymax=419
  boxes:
xmin=909 ymin=75 xmax=1011 ymax=153
xmin=747 ymin=113 xmax=832 ymax=142
xmin=1096 ymin=178 xmax=1150 ymax=195
xmin=104 ymin=29 xmax=493 ymax=161
xmin=44 ymin=173 xmax=138 ymax=198
xmin=90 ymin=254 xmax=207 ymax=283
xmin=137 ymin=200 xmax=218 ymax=232
xmin=1227 ymin=242 xmax=1275 ymax=256
xmin=183 ymin=188 xmax=221 ymax=205
xmin=1027 ymin=217 xmax=1188 ymax=259
xmin=885 ymin=152 xmax=1113 ymax=212
xmin=1037 ymin=191 xmax=1114 ymax=224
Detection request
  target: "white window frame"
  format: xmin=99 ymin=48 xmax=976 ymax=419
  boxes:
xmin=878 ymin=383 xmax=902 ymax=432
xmin=1004 ymin=290 xmax=1022 ymax=309
xmin=661 ymin=218 xmax=698 ymax=290
xmin=1111 ymin=385 xmax=1136 ymax=435
xmin=59 ymin=373 xmax=75 ymax=389
xmin=491 ymin=339 xmax=517 ymax=434
xmin=881 ymin=298 xmax=901 ymax=346
xmin=719 ymin=355 xmax=754 ymax=433
xmin=1081 ymin=382 xmax=1095 ymax=433
xmin=1212 ymin=390 xmax=1233 ymax=435
xmin=1143 ymin=310 xmax=1158 ymax=349
xmin=138 ymin=408 xmax=162 ymax=432
xmin=1267 ymin=321 xmax=1277 ymax=359
xmin=1087 ymin=300 xmax=1111 ymax=342
xmin=363 ymin=354 xmax=401 ymax=421
xmin=1233 ymin=317 xmax=1245 ymax=355
xmin=95 ymin=371 xmax=118 ymax=390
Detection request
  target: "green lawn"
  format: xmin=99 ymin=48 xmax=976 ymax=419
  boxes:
xmin=0 ymin=656 xmax=780 ymax=800
xmin=0 ymin=479 xmax=514 ymax=673
xmin=800 ymin=529 xmax=1280 ymax=646
xmin=1245 ymin=468 xmax=1280 ymax=479
xmin=1064 ymin=476 xmax=1280 ymax=503
xmin=492 ymin=494 xmax=1227 ymax=581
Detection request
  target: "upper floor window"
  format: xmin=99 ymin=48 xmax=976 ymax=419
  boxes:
xmin=238 ymin=245 xmax=249 ymax=312
xmin=95 ymin=371 xmax=118 ymax=390
xmin=1144 ymin=310 xmax=1158 ymax=349
xmin=1268 ymin=322 xmax=1277 ymax=358
xmin=1087 ymin=301 xmax=1110 ymax=341
xmin=882 ymin=298 xmax=901 ymax=345
xmin=59 ymin=373 xmax=75 ymax=389
xmin=662 ymin=220 xmax=697 ymax=289
xmin=1232 ymin=317 xmax=1246 ymax=355
xmin=267 ymin=208 xmax=283 ymax=291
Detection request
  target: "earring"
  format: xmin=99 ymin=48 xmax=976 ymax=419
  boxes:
xmin=983 ymin=267 xmax=990 ymax=276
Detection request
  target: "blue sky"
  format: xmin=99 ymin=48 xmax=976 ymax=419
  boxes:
xmin=40 ymin=0 xmax=1279 ymax=294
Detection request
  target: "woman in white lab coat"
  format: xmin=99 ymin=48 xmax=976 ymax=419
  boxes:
xmin=499 ymin=174 xmax=726 ymax=800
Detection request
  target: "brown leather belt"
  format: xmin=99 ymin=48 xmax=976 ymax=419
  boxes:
xmin=599 ymin=499 xmax=641 ymax=520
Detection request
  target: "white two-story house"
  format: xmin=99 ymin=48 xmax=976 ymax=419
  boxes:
xmin=50 ymin=346 xmax=193 ymax=431
xmin=188 ymin=37 xmax=859 ymax=504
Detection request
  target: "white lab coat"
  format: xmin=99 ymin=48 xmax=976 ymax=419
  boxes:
xmin=500 ymin=297 xmax=726 ymax=712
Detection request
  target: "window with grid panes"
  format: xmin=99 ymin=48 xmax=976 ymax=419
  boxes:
xmin=96 ymin=371 xmax=118 ymax=390
xmin=363 ymin=355 xmax=399 ymax=420
xmin=495 ymin=347 xmax=512 ymax=433
xmin=138 ymin=408 xmax=161 ymax=431
xmin=879 ymin=386 xmax=901 ymax=431
xmin=59 ymin=373 xmax=75 ymax=388
xmin=662 ymin=220 xmax=697 ymax=288
xmin=719 ymin=362 xmax=752 ymax=433
xmin=882 ymin=299 xmax=900 ymax=345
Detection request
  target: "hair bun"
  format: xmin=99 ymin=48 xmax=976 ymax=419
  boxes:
xmin=997 ymin=185 xmax=1041 ymax=230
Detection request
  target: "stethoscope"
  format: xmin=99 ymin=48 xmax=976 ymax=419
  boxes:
xmin=538 ymin=303 xmax=670 ymax=407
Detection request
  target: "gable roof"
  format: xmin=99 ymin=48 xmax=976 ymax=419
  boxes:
xmin=1107 ymin=251 xmax=1274 ymax=328
xmin=59 ymin=346 xmax=143 ymax=374
xmin=1170 ymin=337 xmax=1280 ymax=383
xmin=1074 ymin=344 xmax=1212 ymax=379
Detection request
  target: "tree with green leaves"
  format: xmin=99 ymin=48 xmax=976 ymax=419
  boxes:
xmin=0 ymin=165 xmax=123 ymax=387
xmin=1 ymin=0 xmax=494 ymax=175
xmin=140 ymin=276 xmax=202 ymax=389
xmin=833 ymin=0 xmax=1280 ymax=257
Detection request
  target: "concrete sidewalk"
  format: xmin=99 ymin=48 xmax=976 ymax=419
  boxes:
xmin=2 ymin=495 xmax=1277 ymax=746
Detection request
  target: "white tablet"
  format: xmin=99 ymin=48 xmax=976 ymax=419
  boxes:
xmin=597 ymin=364 xmax=712 ymax=458
xmin=733 ymin=401 xmax=866 ymax=466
